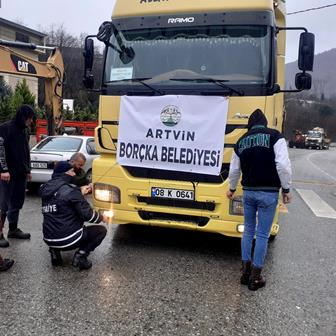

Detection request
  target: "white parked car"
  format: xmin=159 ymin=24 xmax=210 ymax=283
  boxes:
xmin=30 ymin=135 xmax=99 ymax=183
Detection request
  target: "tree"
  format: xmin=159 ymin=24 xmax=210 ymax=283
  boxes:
xmin=284 ymin=92 xmax=336 ymax=141
xmin=10 ymin=79 xmax=36 ymax=116
xmin=38 ymin=25 xmax=102 ymax=121
xmin=0 ymin=78 xmax=36 ymax=125
xmin=0 ymin=78 xmax=13 ymax=124
xmin=43 ymin=24 xmax=80 ymax=48
xmin=0 ymin=77 xmax=12 ymax=99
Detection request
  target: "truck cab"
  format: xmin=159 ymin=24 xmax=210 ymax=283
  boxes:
xmin=305 ymin=127 xmax=330 ymax=150
xmin=288 ymin=129 xmax=306 ymax=149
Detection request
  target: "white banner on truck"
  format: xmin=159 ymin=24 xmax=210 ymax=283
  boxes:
xmin=117 ymin=95 xmax=228 ymax=176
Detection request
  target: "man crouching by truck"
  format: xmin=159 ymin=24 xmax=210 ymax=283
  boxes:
xmin=40 ymin=161 xmax=108 ymax=270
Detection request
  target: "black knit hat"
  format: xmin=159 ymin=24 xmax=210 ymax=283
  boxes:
xmin=247 ymin=109 xmax=268 ymax=130
xmin=14 ymin=104 xmax=36 ymax=129
xmin=52 ymin=161 xmax=72 ymax=176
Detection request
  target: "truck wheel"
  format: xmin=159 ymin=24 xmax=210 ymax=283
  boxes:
xmin=269 ymin=234 xmax=277 ymax=242
xmin=86 ymin=169 xmax=92 ymax=183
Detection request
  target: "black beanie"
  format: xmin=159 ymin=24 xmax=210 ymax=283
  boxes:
xmin=14 ymin=105 xmax=36 ymax=129
xmin=52 ymin=161 xmax=72 ymax=177
xmin=247 ymin=109 xmax=268 ymax=130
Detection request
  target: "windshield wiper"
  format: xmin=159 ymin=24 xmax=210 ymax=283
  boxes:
xmin=105 ymin=78 xmax=164 ymax=95
xmin=169 ymin=78 xmax=244 ymax=96
xmin=97 ymin=22 xmax=135 ymax=64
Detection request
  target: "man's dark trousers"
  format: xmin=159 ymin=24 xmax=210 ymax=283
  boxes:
xmin=60 ymin=225 xmax=107 ymax=254
xmin=0 ymin=174 xmax=27 ymax=230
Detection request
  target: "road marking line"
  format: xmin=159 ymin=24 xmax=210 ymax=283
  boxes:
xmin=293 ymin=179 xmax=336 ymax=187
xmin=307 ymin=152 xmax=336 ymax=182
xmin=279 ymin=203 xmax=288 ymax=213
xmin=296 ymin=189 xmax=336 ymax=219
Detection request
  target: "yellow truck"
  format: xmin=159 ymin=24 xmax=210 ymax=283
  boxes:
xmin=83 ymin=0 xmax=314 ymax=238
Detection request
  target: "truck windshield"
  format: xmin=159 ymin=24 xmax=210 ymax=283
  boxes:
xmin=104 ymin=25 xmax=271 ymax=88
xmin=307 ymin=131 xmax=321 ymax=138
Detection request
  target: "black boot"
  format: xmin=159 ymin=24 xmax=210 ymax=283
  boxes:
xmin=0 ymin=233 xmax=9 ymax=248
xmin=49 ymin=248 xmax=63 ymax=266
xmin=240 ymin=261 xmax=252 ymax=285
xmin=8 ymin=228 xmax=31 ymax=240
xmin=0 ymin=258 xmax=14 ymax=272
xmin=248 ymin=266 xmax=266 ymax=291
xmin=72 ymin=251 xmax=92 ymax=270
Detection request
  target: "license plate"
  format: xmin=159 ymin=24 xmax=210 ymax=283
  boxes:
xmin=31 ymin=161 xmax=48 ymax=169
xmin=151 ymin=187 xmax=194 ymax=200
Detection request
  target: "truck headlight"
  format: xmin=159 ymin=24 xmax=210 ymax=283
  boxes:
xmin=230 ymin=196 xmax=244 ymax=216
xmin=237 ymin=224 xmax=245 ymax=233
xmin=94 ymin=183 xmax=120 ymax=203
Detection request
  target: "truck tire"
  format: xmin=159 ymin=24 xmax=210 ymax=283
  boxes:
xmin=85 ymin=169 xmax=92 ymax=183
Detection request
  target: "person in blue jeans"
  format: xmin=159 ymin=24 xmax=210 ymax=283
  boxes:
xmin=227 ymin=109 xmax=292 ymax=291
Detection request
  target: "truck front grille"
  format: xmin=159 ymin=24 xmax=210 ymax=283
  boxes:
xmin=137 ymin=197 xmax=216 ymax=211
xmin=138 ymin=211 xmax=209 ymax=227
xmin=125 ymin=163 xmax=229 ymax=184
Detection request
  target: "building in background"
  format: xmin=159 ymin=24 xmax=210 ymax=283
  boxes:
xmin=0 ymin=17 xmax=46 ymax=103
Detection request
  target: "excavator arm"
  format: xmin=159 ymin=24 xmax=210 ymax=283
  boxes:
xmin=0 ymin=39 xmax=64 ymax=135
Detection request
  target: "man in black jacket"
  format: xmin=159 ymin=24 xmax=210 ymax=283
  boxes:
xmin=40 ymin=161 xmax=108 ymax=270
xmin=227 ymin=109 xmax=292 ymax=291
xmin=0 ymin=105 xmax=35 ymax=247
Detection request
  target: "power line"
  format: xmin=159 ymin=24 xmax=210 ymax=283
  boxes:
xmin=288 ymin=3 xmax=336 ymax=15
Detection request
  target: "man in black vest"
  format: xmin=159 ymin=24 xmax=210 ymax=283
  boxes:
xmin=227 ymin=109 xmax=292 ymax=291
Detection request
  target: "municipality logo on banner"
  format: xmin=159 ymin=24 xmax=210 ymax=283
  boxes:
xmin=117 ymin=95 xmax=228 ymax=176
xmin=160 ymin=105 xmax=181 ymax=127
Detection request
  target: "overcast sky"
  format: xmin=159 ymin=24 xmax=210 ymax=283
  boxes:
xmin=0 ymin=0 xmax=335 ymax=62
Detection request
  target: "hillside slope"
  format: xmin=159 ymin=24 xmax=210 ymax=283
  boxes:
xmin=286 ymin=49 xmax=336 ymax=98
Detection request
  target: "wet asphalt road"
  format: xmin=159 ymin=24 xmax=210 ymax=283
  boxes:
xmin=0 ymin=148 xmax=335 ymax=336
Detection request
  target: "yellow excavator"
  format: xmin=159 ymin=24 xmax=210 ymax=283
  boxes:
xmin=0 ymin=39 xmax=64 ymax=135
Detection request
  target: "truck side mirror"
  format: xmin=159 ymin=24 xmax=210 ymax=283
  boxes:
xmin=298 ymin=32 xmax=315 ymax=72
xmin=295 ymin=72 xmax=312 ymax=90
xmin=276 ymin=27 xmax=315 ymax=93
xmin=83 ymin=38 xmax=95 ymax=89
